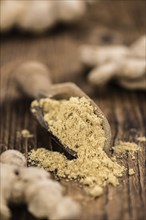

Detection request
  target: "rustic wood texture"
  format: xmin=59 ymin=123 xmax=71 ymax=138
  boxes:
xmin=0 ymin=2 xmax=146 ymax=220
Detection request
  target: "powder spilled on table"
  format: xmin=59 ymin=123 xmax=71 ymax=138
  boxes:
xmin=137 ymin=136 xmax=146 ymax=143
xmin=112 ymin=141 xmax=140 ymax=160
xmin=29 ymin=97 xmax=125 ymax=197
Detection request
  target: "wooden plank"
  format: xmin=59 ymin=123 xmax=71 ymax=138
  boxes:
xmin=0 ymin=2 xmax=146 ymax=220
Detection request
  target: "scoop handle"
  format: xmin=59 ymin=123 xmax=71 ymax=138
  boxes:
xmin=14 ymin=61 xmax=52 ymax=98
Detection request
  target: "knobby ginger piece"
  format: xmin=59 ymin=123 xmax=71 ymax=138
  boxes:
xmin=0 ymin=164 xmax=20 ymax=220
xmin=80 ymin=45 xmax=129 ymax=67
xmin=0 ymin=149 xmax=27 ymax=167
xmin=0 ymin=0 xmax=87 ymax=32
xmin=0 ymin=150 xmax=80 ymax=220
xmin=29 ymin=97 xmax=125 ymax=198
xmin=80 ymin=36 xmax=146 ymax=90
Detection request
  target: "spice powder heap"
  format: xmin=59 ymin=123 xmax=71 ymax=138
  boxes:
xmin=29 ymin=97 xmax=124 ymax=197
xmin=112 ymin=141 xmax=140 ymax=159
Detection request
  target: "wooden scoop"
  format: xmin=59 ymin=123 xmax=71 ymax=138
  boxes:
xmin=15 ymin=61 xmax=111 ymax=158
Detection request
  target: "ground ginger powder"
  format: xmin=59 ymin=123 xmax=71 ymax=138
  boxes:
xmin=137 ymin=136 xmax=146 ymax=143
xmin=112 ymin=141 xmax=140 ymax=159
xmin=128 ymin=168 xmax=135 ymax=176
xmin=29 ymin=97 xmax=124 ymax=197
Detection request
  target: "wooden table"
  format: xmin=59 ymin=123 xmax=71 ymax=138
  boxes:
xmin=0 ymin=2 xmax=145 ymax=220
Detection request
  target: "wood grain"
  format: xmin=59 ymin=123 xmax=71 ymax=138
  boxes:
xmin=0 ymin=2 xmax=146 ymax=220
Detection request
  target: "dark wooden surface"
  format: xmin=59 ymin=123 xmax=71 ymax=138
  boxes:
xmin=0 ymin=2 xmax=146 ymax=220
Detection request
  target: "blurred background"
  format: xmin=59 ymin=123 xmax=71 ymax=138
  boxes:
xmin=1 ymin=0 xmax=145 ymax=102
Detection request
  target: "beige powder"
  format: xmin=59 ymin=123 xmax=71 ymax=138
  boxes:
xmin=17 ymin=129 xmax=34 ymax=138
xmin=29 ymin=97 xmax=125 ymax=197
xmin=112 ymin=141 xmax=140 ymax=157
xmin=137 ymin=136 xmax=146 ymax=143
xmin=128 ymin=168 xmax=135 ymax=176
xmin=36 ymin=97 xmax=106 ymax=152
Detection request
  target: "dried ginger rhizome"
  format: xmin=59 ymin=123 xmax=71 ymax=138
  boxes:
xmin=30 ymin=97 xmax=124 ymax=197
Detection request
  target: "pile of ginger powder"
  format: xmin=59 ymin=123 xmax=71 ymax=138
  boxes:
xmin=29 ymin=97 xmax=124 ymax=197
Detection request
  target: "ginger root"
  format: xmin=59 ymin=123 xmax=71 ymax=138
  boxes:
xmin=0 ymin=0 xmax=89 ymax=32
xmin=0 ymin=149 xmax=27 ymax=167
xmin=0 ymin=150 xmax=80 ymax=220
xmin=80 ymin=36 xmax=146 ymax=90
